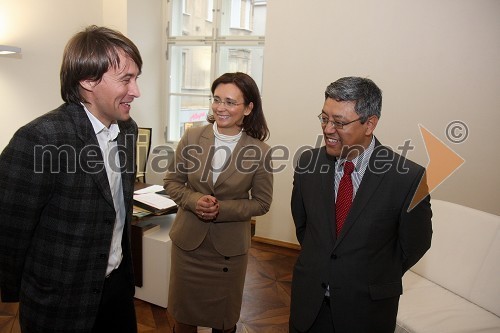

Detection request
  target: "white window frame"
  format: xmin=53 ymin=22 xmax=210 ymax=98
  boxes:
xmin=163 ymin=0 xmax=266 ymax=142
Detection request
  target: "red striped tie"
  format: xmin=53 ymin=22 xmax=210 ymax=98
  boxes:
xmin=336 ymin=161 xmax=355 ymax=235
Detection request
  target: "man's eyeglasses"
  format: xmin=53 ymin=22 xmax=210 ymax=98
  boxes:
xmin=318 ymin=114 xmax=362 ymax=129
xmin=210 ymin=97 xmax=245 ymax=108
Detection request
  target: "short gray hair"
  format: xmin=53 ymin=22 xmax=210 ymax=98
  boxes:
xmin=324 ymin=76 xmax=382 ymax=122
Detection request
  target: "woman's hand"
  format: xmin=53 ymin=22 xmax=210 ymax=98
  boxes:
xmin=195 ymin=195 xmax=219 ymax=221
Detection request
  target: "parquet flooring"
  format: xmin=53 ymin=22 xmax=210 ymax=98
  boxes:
xmin=136 ymin=240 xmax=299 ymax=333
xmin=0 ymin=303 xmax=20 ymax=333
xmin=0 ymin=241 xmax=298 ymax=333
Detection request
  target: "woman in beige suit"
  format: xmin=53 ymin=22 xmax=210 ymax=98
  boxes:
xmin=164 ymin=72 xmax=273 ymax=333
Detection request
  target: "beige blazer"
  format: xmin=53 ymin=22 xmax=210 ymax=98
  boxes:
xmin=164 ymin=125 xmax=273 ymax=256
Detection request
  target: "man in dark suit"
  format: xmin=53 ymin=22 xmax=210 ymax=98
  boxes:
xmin=289 ymin=77 xmax=432 ymax=333
xmin=0 ymin=25 xmax=142 ymax=333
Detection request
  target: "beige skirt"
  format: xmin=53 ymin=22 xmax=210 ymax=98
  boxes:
xmin=168 ymin=231 xmax=249 ymax=329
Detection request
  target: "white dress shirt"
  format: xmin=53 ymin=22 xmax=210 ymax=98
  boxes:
xmin=334 ymin=136 xmax=375 ymax=200
xmin=83 ymin=105 xmax=126 ymax=277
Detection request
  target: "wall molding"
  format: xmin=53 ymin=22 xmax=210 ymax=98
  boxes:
xmin=252 ymin=236 xmax=301 ymax=251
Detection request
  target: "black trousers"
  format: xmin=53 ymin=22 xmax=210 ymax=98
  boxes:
xmin=289 ymin=296 xmax=334 ymax=333
xmin=92 ymin=263 xmax=137 ymax=333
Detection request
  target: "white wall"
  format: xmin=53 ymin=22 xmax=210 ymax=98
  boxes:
xmin=0 ymin=0 xmax=102 ymax=147
xmin=1 ymin=0 xmax=499 ymax=246
xmin=0 ymin=0 xmax=164 ymax=181
xmin=0 ymin=0 xmax=163 ymax=149
xmin=126 ymin=0 xmax=166 ymax=186
xmin=257 ymin=0 xmax=500 ymax=244
xmin=126 ymin=0 xmax=164 ymax=150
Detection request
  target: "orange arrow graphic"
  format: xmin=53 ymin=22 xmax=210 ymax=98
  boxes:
xmin=409 ymin=124 xmax=465 ymax=211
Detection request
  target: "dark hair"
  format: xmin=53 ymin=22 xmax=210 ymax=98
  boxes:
xmin=60 ymin=25 xmax=143 ymax=104
xmin=324 ymin=76 xmax=382 ymax=122
xmin=208 ymin=72 xmax=270 ymax=141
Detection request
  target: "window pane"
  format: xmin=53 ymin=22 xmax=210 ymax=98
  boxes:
xmin=219 ymin=0 xmax=267 ymax=37
xmin=169 ymin=95 xmax=211 ymax=140
xmin=169 ymin=45 xmax=212 ymax=93
xmin=170 ymin=0 xmax=214 ymax=37
xmin=218 ymin=45 xmax=264 ymax=92
xmin=168 ymin=45 xmax=212 ymax=140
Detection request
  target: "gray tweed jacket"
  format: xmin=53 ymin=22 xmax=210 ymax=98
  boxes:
xmin=0 ymin=103 xmax=137 ymax=332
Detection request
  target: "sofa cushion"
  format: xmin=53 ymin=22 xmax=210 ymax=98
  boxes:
xmin=397 ymin=271 xmax=500 ymax=333
xmin=410 ymin=199 xmax=500 ymax=316
xmin=469 ymin=228 xmax=500 ymax=316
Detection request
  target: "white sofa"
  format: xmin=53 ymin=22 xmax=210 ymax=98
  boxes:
xmin=396 ymin=199 xmax=500 ymax=333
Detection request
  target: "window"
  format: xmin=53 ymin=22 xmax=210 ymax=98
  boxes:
xmin=164 ymin=0 xmax=267 ymax=141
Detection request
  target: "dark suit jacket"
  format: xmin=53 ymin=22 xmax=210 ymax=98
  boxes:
xmin=164 ymin=125 xmax=273 ymax=257
xmin=289 ymin=139 xmax=432 ymax=333
xmin=0 ymin=103 xmax=137 ymax=332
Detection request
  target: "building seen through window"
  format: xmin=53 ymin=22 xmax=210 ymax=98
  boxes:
xmin=165 ymin=0 xmax=267 ymax=141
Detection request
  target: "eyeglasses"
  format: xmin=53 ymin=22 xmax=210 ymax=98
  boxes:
xmin=210 ymin=97 xmax=245 ymax=109
xmin=318 ymin=114 xmax=362 ymax=129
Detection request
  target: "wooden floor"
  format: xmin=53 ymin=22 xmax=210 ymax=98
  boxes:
xmin=136 ymin=240 xmax=299 ymax=333
xmin=0 ymin=241 xmax=299 ymax=333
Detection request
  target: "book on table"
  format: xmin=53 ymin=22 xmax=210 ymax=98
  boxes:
xmin=133 ymin=205 xmax=153 ymax=219
xmin=133 ymin=192 xmax=177 ymax=215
